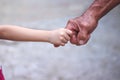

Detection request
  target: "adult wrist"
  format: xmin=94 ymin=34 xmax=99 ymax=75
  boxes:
xmin=82 ymin=8 xmax=100 ymax=22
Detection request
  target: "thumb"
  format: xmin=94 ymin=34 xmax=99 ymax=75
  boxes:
xmin=77 ymin=31 xmax=87 ymax=45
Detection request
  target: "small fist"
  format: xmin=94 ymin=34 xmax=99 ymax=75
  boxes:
xmin=49 ymin=28 xmax=72 ymax=47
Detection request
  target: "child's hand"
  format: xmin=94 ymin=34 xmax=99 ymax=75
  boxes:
xmin=49 ymin=28 xmax=72 ymax=47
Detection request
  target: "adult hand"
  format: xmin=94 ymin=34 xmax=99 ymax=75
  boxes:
xmin=66 ymin=15 xmax=98 ymax=45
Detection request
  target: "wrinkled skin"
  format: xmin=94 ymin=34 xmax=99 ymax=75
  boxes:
xmin=55 ymin=0 xmax=120 ymax=47
xmin=66 ymin=16 xmax=98 ymax=45
xmin=65 ymin=0 xmax=120 ymax=46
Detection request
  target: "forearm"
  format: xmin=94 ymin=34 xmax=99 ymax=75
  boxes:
xmin=73 ymin=0 xmax=120 ymax=34
xmin=83 ymin=0 xmax=120 ymax=21
xmin=0 ymin=25 xmax=50 ymax=42
xmin=66 ymin=0 xmax=119 ymax=45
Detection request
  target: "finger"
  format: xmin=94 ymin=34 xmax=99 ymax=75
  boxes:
xmin=65 ymin=29 xmax=72 ymax=36
xmin=60 ymin=37 xmax=68 ymax=43
xmin=64 ymin=29 xmax=73 ymax=41
xmin=65 ymin=19 xmax=80 ymax=45
xmin=54 ymin=44 xmax=60 ymax=47
xmin=62 ymin=32 xmax=71 ymax=41
xmin=70 ymin=34 xmax=78 ymax=45
xmin=60 ymin=43 xmax=65 ymax=46
xmin=65 ymin=19 xmax=74 ymax=30
xmin=77 ymin=31 xmax=87 ymax=44
xmin=78 ymin=31 xmax=87 ymax=39
xmin=79 ymin=35 xmax=90 ymax=45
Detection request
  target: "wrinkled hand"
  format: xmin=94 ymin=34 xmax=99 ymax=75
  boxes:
xmin=66 ymin=15 xmax=98 ymax=45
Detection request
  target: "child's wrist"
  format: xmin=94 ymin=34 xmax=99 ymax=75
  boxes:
xmin=47 ymin=31 xmax=53 ymax=44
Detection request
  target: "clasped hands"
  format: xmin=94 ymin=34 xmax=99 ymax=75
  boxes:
xmin=53 ymin=15 xmax=98 ymax=47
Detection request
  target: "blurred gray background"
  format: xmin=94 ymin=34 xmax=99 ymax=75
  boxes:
xmin=0 ymin=0 xmax=120 ymax=80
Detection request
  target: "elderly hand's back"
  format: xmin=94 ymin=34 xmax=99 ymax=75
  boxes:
xmin=66 ymin=15 xmax=98 ymax=45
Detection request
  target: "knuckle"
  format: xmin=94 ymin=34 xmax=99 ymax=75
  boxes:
xmin=60 ymin=37 xmax=64 ymax=41
xmin=68 ymin=19 xmax=74 ymax=23
xmin=60 ymin=32 xmax=64 ymax=36
xmin=79 ymin=31 xmax=88 ymax=40
xmin=68 ymin=19 xmax=77 ymax=26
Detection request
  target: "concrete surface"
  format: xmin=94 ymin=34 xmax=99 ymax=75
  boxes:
xmin=0 ymin=0 xmax=120 ymax=80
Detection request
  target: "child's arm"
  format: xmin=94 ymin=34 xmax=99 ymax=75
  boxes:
xmin=0 ymin=25 xmax=72 ymax=46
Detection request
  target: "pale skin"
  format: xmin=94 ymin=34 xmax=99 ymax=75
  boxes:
xmin=65 ymin=0 xmax=120 ymax=46
xmin=0 ymin=25 xmax=72 ymax=46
